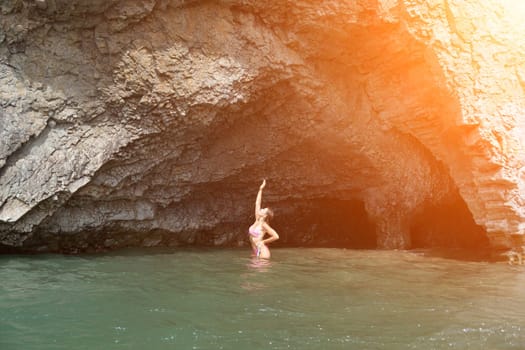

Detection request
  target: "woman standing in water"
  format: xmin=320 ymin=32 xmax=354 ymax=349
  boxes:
xmin=248 ymin=180 xmax=279 ymax=259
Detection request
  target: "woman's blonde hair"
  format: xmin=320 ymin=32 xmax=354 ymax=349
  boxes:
xmin=265 ymin=208 xmax=274 ymax=222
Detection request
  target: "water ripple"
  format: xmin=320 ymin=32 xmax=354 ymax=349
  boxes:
xmin=1 ymin=248 xmax=524 ymax=349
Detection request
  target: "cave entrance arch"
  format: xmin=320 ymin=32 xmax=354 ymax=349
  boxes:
xmin=273 ymin=198 xmax=377 ymax=249
xmin=409 ymin=189 xmax=491 ymax=250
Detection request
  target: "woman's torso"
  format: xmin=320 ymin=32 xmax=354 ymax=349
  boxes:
xmin=248 ymin=222 xmax=264 ymax=240
xmin=249 ymin=219 xmax=270 ymax=258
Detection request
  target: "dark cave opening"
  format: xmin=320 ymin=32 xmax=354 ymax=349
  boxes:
xmin=273 ymin=198 xmax=377 ymax=249
xmin=409 ymin=190 xmax=490 ymax=250
xmin=269 ymin=189 xmax=491 ymax=252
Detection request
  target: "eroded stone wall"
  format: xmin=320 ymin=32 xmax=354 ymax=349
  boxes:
xmin=1 ymin=0 xmax=524 ymax=252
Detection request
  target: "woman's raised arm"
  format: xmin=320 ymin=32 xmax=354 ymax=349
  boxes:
xmin=255 ymin=179 xmax=266 ymax=218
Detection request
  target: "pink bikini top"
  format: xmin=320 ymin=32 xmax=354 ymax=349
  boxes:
xmin=248 ymin=226 xmax=263 ymax=238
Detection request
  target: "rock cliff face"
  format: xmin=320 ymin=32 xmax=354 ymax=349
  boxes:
xmin=1 ymin=0 xmax=524 ymax=253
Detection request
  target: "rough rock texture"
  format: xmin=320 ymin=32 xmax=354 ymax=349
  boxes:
xmin=0 ymin=0 xmax=524 ymax=253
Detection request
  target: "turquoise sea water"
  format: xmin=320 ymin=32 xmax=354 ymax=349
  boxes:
xmin=1 ymin=248 xmax=524 ymax=349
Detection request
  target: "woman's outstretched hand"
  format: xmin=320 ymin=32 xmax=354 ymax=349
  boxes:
xmin=259 ymin=179 xmax=266 ymax=190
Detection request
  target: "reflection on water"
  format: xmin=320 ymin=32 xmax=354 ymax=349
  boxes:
xmin=1 ymin=248 xmax=524 ymax=350
xmin=246 ymin=256 xmax=273 ymax=271
xmin=241 ymin=257 xmax=273 ymax=291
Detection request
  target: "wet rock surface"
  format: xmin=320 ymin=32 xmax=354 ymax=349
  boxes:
xmin=0 ymin=0 xmax=524 ymax=253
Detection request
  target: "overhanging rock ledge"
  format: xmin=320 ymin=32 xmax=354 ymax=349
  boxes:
xmin=1 ymin=0 xmax=524 ymax=253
